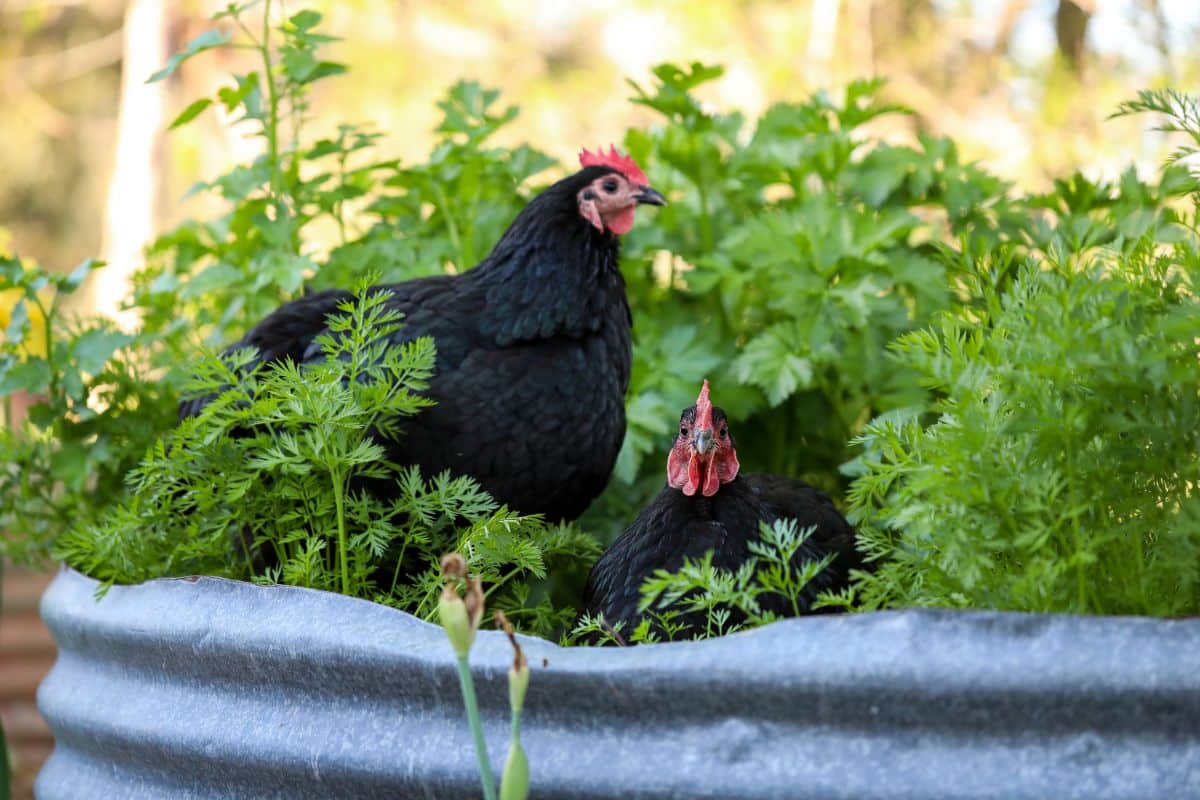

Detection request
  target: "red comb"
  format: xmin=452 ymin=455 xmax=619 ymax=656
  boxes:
xmin=695 ymin=379 xmax=713 ymax=431
xmin=579 ymin=145 xmax=648 ymax=185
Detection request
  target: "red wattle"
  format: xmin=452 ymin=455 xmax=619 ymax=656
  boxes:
xmin=684 ymin=454 xmax=701 ymax=496
xmin=701 ymin=457 xmax=721 ymax=497
xmin=606 ymin=206 xmax=636 ymax=235
xmin=715 ymin=449 xmax=740 ymax=484
xmin=667 ymin=447 xmax=688 ymax=491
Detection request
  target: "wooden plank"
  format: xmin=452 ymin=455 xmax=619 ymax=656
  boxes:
xmin=0 ymin=658 xmax=54 ymax=702
xmin=0 ymin=614 xmax=57 ymax=657
xmin=2 ymin=567 xmax=55 ymax=614
xmin=2 ymin=563 xmax=58 ymax=800
xmin=2 ymin=703 xmax=52 ymax=739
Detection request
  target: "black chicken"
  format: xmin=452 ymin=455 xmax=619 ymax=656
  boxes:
xmin=181 ymin=147 xmax=665 ymax=522
xmin=582 ymin=380 xmax=862 ymax=636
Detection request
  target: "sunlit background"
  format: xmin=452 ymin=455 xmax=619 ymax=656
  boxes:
xmin=2 ymin=4 xmax=1198 ymax=795
xmin=2 ymin=0 xmax=1198 ymax=317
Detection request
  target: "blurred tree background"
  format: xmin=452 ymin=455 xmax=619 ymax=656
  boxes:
xmin=1 ymin=0 xmax=1196 ymax=312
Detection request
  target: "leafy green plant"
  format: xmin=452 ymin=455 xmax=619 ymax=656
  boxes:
xmin=0 ymin=0 xmax=374 ymax=567
xmin=0 ymin=3 xmax=584 ymax=634
xmin=139 ymin=2 xmax=555 ymax=352
xmin=56 ymin=287 xmax=592 ymax=634
xmin=584 ymin=64 xmax=1027 ymax=541
xmin=138 ymin=1 xmax=369 ymax=350
xmin=0 ymin=255 xmax=177 ymax=565
xmin=1113 ymin=88 xmax=1200 ymax=167
xmin=8 ymin=0 xmax=1200 ymax=639
xmin=846 ymin=91 xmax=1200 ymax=615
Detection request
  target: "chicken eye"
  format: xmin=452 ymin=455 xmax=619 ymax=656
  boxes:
xmin=602 ymin=180 xmax=619 ymax=193
xmin=719 ymin=428 xmax=727 ymax=439
xmin=679 ymin=426 xmax=688 ymax=436
xmin=583 ymin=190 xmax=596 ymax=200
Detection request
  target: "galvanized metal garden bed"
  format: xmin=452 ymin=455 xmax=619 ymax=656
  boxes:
xmin=35 ymin=567 xmax=1200 ymax=799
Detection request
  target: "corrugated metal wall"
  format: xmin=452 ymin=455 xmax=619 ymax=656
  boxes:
xmin=35 ymin=568 xmax=1200 ymax=799
xmin=2 ymin=565 xmax=57 ymax=800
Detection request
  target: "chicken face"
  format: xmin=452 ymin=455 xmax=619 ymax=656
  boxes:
xmin=667 ymin=380 xmax=741 ymax=497
xmin=576 ymin=146 xmax=666 ymax=235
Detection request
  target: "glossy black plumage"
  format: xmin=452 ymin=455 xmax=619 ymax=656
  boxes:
xmin=582 ymin=420 xmax=861 ymax=636
xmin=181 ymin=166 xmax=634 ymax=522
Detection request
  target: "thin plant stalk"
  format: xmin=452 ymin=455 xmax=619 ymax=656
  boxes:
xmin=330 ymin=467 xmax=350 ymax=595
xmin=439 ymin=556 xmax=496 ymax=800
xmin=454 ymin=654 xmax=497 ymax=800
xmin=497 ymin=610 xmax=530 ymax=800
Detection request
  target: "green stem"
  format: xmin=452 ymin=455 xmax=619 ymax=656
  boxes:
xmin=258 ymin=0 xmax=293 ymax=254
xmin=455 ymin=654 xmax=497 ymax=800
xmin=236 ymin=525 xmax=256 ymax=577
xmin=433 ymin=183 xmax=465 ymax=268
xmin=482 ymin=566 xmax=523 ymax=599
xmin=31 ymin=294 xmax=56 ymax=400
xmin=335 ymin=148 xmax=349 ymax=245
xmin=331 ymin=467 xmax=350 ymax=595
xmin=266 ymin=527 xmax=286 ymax=576
xmin=387 ymin=536 xmax=410 ymax=597
xmin=510 ymin=703 xmax=521 ymax=744
xmin=789 ymin=578 xmax=802 ymax=619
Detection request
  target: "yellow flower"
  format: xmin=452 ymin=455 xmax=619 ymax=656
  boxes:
xmin=0 ymin=287 xmax=49 ymax=360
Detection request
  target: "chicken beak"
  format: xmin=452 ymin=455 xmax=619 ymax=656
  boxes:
xmin=693 ymin=429 xmax=714 ymax=456
xmin=636 ymin=186 xmax=667 ymax=206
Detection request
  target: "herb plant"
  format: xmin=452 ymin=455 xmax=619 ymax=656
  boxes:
xmin=3 ymin=0 xmax=1198 ymax=635
xmin=55 ymin=287 xmax=595 ymax=634
xmin=585 ymin=64 xmax=1023 ymax=539
xmin=844 ymin=90 xmax=1200 ymax=616
xmin=0 ymin=255 xmax=175 ymax=566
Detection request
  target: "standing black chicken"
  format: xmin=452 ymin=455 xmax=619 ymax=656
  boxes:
xmin=181 ymin=147 xmax=665 ymax=522
xmin=582 ymin=380 xmax=862 ymax=636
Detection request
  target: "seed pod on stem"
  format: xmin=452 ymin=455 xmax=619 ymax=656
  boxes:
xmin=437 ymin=553 xmax=497 ymax=800
xmin=437 ymin=553 xmax=482 ymax=658
xmin=495 ymin=611 xmax=530 ymax=800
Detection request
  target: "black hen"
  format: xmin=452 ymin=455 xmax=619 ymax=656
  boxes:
xmin=582 ymin=380 xmax=862 ymax=636
xmin=180 ymin=148 xmax=666 ymax=522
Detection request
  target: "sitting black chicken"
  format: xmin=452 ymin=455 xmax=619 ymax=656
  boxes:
xmin=582 ymin=380 xmax=862 ymax=637
xmin=181 ymin=147 xmax=666 ymax=522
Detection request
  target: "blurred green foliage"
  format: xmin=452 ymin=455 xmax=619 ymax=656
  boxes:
xmin=2 ymin=4 xmax=1198 ymax=626
xmin=6 ymin=1 xmax=1195 ymax=277
xmin=0 ymin=254 xmax=177 ymax=564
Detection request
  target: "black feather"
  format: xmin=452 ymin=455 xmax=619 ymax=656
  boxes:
xmin=582 ymin=471 xmax=861 ymax=636
xmin=181 ymin=166 xmax=633 ymax=522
